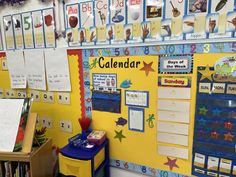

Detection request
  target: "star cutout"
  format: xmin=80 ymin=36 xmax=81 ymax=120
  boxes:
xmin=199 ymin=106 xmax=208 ymax=116
xmin=140 ymin=61 xmax=155 ymax=76
xmin=164 ymin=157 xmax=179 ymax=171
xmin=198 ymin=65 xmax=215 ymax=81
xmin=198 ymin=118 xmax=206 ymax=126
xmin=212 ymin=108 xmax=221 ymax=117
xmin=224 ymin=132 xmax=234 ymax=142
xmin=210 ymin=131 xmax=219 ymax=139
xmin=224 ymin=122 xmax=233 ymax=130
xmin=197 ymin=130 xmax=205 ymax=137
xmin=114 ymin=130 xmax=126 ymax=142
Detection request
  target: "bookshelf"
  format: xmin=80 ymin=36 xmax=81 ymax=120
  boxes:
xmin=0 ymin=113 xmax=53 ymax=177
xmin=0 ymin=138 xmax=53 ymax=177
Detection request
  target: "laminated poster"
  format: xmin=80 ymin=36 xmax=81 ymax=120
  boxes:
xmin=80 ymin=1 xmax=94 ymax=28
xmin=3 ymin=15 xmax=15 ymax=50
xmin=66 ymin=4 xmax=80 ymax=29
xmin=12 ymin=14 xmax=24 ymax=49
xmin=127 ymin=0 xmax=144 ymax=24
xmin=110 ymin=0 xmax=126 ymax=25
xmin=32 ymin=10 xmax=45 ymax=48
xmin=43 ymin=8 xmax=56 ymax=48
xmin=145 ymin=0 xmax=163 ymax=21
xmin=22 ymin=12 xmax=34 ymax=49
xmin=94 ymin=0 xmax=109 ymax=26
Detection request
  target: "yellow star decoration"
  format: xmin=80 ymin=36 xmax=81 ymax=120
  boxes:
xmin=198 ymin=65 xmax=215 ymax=81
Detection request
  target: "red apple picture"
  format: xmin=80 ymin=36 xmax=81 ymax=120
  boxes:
xmin=44 ymin=15 xmax=53 ymax=27
xmin=69 ymin=16 xmax=78 ymax=28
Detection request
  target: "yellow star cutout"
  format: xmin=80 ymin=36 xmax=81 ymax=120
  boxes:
xmin=198 ymin=65 xmax=215 ymax=81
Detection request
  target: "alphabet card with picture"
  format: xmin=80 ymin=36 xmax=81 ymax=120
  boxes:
xmin=32 ymin=10 xmax=45 ymax=48
xmin=66 ymin=4 xmax=80 ymax=46
xmin=110 ymin=0 xmax=126 ymax=25
xmin=187 ymin=0 xmax=209 ymax=15
xmin=226 ymin=11 xmax=236 ymax=37
xmin=95 ymin=0 xmax=109 ymax=45
xmin=12 ymin=14 xmax=24 ymax=50
xmin=165 ymin=0 xmax=186 ymax=19
xmin=3 ymin=15 xmax=15 ymax=50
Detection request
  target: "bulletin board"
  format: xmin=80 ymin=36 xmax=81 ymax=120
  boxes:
xmin=79 ymin=43 xmax=236 ymax=177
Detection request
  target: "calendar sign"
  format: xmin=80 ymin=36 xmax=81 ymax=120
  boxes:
xmin=32 ymin=10 xmax=45 ymax=48
xmin=22 ymin=12 xmax=34 ymax=49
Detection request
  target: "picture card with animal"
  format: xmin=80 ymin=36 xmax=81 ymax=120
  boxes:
xmin=110 ymin=0 xmax=126 ymax=25
xmin=194 ymin=153 xmax=206 ymax=168
xmin=80 ymin=1 xmax=94 ymax=28
xmin=206 ymin=13 xmax=219 ymax=33
xmin=12 ymin=14 xmax=24 ymax=49
xmin=94 ymin=0 xmax=109 ymax=26
xmin=187 ymin=0 xmax=209 ymax=15
xmin=210 ymin=0 xmax=234 ymax=14
xmin=66 ymin=4 xmax=80 ymax=29
xmin=32 ymin=10 xmax=45 ymax=48
xmin=158 ymin=145 xmax=189 ymax=159
xmin=145 ymin=0 xmax=163 ymax=21
xmin=145 ymin=19 xmax=162 ymax=42
xmin=124 ymin=24 xmax=133 ymax=43
xmin=43 ymin=8 xmax=56 ymax=48
xmin=127 ymin=0 xmax=144 ymax=24
xmin=22 ymin=12 xmax=34 ymax=49
xmin=3 ymin=15 xmax=15 ymax=50
xmin=226 ymin=11 xmax=236 ymax=33
xmin=161 ymin=19 xmax=172 ymax=37
xmin=183 ymin=15 xmax=195 ymax=34
xmin=165 ymin=0 xmax=186 ymax=18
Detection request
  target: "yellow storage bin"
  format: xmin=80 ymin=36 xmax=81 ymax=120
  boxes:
xmin=59 ymin=154 xmax=92 ymax=177
xmin=59 ymin=147 xmax=105 ymax=177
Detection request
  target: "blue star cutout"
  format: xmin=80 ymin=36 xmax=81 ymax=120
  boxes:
xmin=212 ymin=108 xmax=221 ymax=117
xmin=198 ymin=118 xmax=206 ymax=126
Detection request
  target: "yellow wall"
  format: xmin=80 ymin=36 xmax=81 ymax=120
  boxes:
xmin=0 ymin=53 xmax=82 ymax=148
xmin=90 ymin=53 xmax=236 ymax=176
xmin=0 ymin=51 xmax=235 ymax=176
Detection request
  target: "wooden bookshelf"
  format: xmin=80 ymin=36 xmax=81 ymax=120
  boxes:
xmin=0 ymin=138 xmax=53 ymax=177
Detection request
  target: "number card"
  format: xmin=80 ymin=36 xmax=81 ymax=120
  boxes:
xmin=66 ymin=4 xmax=80 ymax=29
xmin=32 ymin=10 xmax=45 ymax=48
xmin=110 ymin=0 xmax=126 ymax=25
xmin=3 ymin=15 xmax=15 ymax=50
xmin=80 ymin=1 xmax=94 ymax=28
xmin=127 ymin=0 xmax=144 ymax=24
xmin=12 ymin=14 xmax=24 ymax=49
xmin=43 ymin=8 xmax=56 ymax=48
xmin=94 ymin=0 xmax=109 ymax=26
xmin=22 ymin=12 xmax=34 ymax=49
